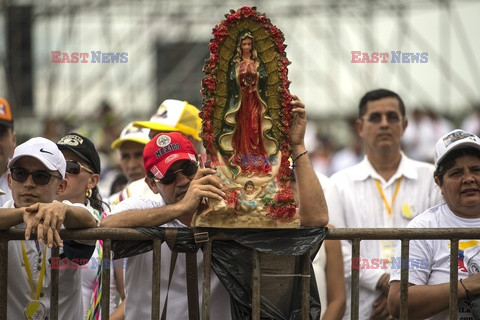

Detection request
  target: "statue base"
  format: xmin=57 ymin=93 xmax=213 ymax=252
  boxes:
xmin=192 ymin=203 xmax=300 ymax=228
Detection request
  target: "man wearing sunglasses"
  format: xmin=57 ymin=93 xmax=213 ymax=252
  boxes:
xmin=101 ymin=95 xmax=328 ymax=319
xmin=326 ymin=89 xmax=443 ymax=320
xmin=0 ymin=137 xmax=98 ymax=319
xmin=101 ymin=131 xmax=231 ymax=319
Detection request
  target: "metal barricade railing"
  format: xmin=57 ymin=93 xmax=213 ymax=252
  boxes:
xmin=1 ymin=227 xmax=478 ymax=320
xmin=0 ymin=228 xmax=153 ymax=320
xmin=328 ymin=228 xmax=480 ymax=320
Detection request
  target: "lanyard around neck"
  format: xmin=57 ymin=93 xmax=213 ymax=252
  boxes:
xmin=21 ymin=241 xmax=47 ymax=301
xmin=375 ymin=177 xmax=402 ymax=217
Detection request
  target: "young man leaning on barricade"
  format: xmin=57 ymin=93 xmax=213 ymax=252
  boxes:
xmin=0 ymin=137 xmax=98 ymax=319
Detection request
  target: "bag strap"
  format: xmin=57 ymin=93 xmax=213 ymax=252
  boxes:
xmin=186 ymin=252 xmax=200 ymax=320
xmin=161 ymin=229 xmax=178 ymax=320
xmin=160 ymin=250 xmax=178 ymax=320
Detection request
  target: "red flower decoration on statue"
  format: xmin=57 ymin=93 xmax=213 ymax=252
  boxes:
xmin=225 ymin=189 xmax=238 ymax=208
xmin=203 ymin=76 xmax=216 ymax=91
xmin=201 ymin=7 xmax=297 ymax=218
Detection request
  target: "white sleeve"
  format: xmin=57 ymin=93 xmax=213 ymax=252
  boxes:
xmin=110 ymin=197 xmax=165 ymax=215
xmin=326 ymin=181 xmax=386 ymax=293
xmin=390 ymin=217 xmax=432 ymax=285
xmin=59 ymin=199 xmax=100 ymax=222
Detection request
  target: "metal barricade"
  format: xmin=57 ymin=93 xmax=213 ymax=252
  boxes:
xmin=328 ymin=228 xmax=480 ymax=320
xmin=1 ymin=227 xmax=478 ymax=319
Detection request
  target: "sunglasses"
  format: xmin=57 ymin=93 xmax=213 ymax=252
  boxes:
xmin=152 ymin=161 xmax=198 ymax=185
xmin=66 ymin=160 xmax=94 ymax=175
xmin=10 ymin=167 xmax=63 ymax=185
xmin=362 ymin=112 xmax=401 ymax=124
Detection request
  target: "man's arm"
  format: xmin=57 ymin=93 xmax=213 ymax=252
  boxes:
xmin=101 ymin=168 xmax=224 ymax=228
xmin=24 ymin=202 xmax=97 ymax=247
xmin=0 ymin=208 xmax=24 ymax=230
xmin=101 ymin=201 xmax=188 ymax=228
xmin=290 ymin=95 xmax=328 ymax=227
xmin=388 ymin=280 xmax=474 ymax=319
xmin=62 ymin=203 xmax=98 ymax=229
xmin=322 ymin=239 xmax=347 ymax=320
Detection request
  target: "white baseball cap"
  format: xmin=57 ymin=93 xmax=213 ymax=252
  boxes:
xmin=111 ymin=122 xmax=150 ymax=150
xmin=9 ymin=137 xmax=67 ymax=178
xmin=133 ymin=99 xmax=201 ymax=141
xmin=434 ymin=129 xmax=480 ymax=167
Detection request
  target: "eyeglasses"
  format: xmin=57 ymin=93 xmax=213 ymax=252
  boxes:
xmin=66 ymin=160 xmax=94 ymax=175
xmin=362 ymin=112 xmax=402 ymax=124
xmin=10 ymin=167 xmax=62 ymax=185
xmin=152 ymin=161 xmax=198 ymax=185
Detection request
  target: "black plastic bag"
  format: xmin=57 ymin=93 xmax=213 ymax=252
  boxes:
xmin=112 ymin=227 xmax=328 ymax=320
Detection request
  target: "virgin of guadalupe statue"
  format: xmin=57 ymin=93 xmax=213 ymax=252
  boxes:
xmin=219 ymin=31 xmax=278 ymax=177
xmin=196 ymin=6 xmax=298 ymax=228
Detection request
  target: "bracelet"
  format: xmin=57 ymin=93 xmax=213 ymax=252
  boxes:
xmin=460 ymin=278 xmax=472 ymax=305
xmin=292 ymin=151 xmax=308 ymax=169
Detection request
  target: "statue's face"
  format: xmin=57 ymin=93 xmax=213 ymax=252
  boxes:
xmin=245 ymin=184 xmax=254 ymax=194
xmin=240 ymin=38 xmax=253 ymax=54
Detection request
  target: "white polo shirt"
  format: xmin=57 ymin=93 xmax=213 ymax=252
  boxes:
xmin=111 ymin=197 xmax=231 ymax=320
xmin=327 ymin=153 xmax=443 ymax=320
xmin=4 ymin=199 xmax=98 ymax=320
xmin=107 ymin=177 xmax=162 ymax=209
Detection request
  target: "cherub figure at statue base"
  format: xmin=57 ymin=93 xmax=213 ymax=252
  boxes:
xmin=192 ymin=152 xmax=300 ymax=228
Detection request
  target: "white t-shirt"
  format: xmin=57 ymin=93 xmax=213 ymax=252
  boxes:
xmin=3 ymin=199 xmax=98 ymax=320
xmin=110 ymin=197 xmax=231 ymax=320
xmin=107 ymin=178 xmax=161 ymax=209
xmin=390 ymin=203 xmax=480 ymax=319
xmin=327 ymin=153 xmax=443 ymax=320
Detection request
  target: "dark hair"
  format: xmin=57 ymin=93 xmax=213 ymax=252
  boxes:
xmin=110 ymin=173 xmax=128 ymax=196
xmin=358 ymin=89 xmax=405 ymax=117
xmin=89 ymin=186 xmax=107 ymax=212
xmin=434 ymin=148 xmax=480 ymax=185
xmin=0 ymin=125 xmax=13 ymax=137
xmin=244 ymin=180 xmax=254 ymax=190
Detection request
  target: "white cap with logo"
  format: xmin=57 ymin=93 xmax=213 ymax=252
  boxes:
xmin=8 ymin=137 xmax=67 ymax=178
xmin=434 ymin=129 xmax=480 ymax=167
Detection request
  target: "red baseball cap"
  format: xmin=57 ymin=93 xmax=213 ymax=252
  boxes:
xmin=143 ymin=132 xmax=198 ymax=179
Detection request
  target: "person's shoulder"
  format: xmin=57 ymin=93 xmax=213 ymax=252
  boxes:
xmin=408 ymin=204 xmax=444 ymax=227
xmin=1 ymin=199 xmax=14 ymax=208
xmin=314 ymin=170 xmax=330 ymax=188
xmin=403 ymin=155 xmax=435 ymax=171
xmin=329 ymin=161 xmax=365 ymax=181
xmin=110 ymin=197 xmax=164 ymax=215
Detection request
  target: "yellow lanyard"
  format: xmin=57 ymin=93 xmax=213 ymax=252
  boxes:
xmin=21 ymin=241 xmax=47 ymax=301
xmin=375 ymin=177 xmax=402 ymax=217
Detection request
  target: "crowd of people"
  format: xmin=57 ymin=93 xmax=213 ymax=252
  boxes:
xmin=2 ymin=85 xmax=480 ymax=320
